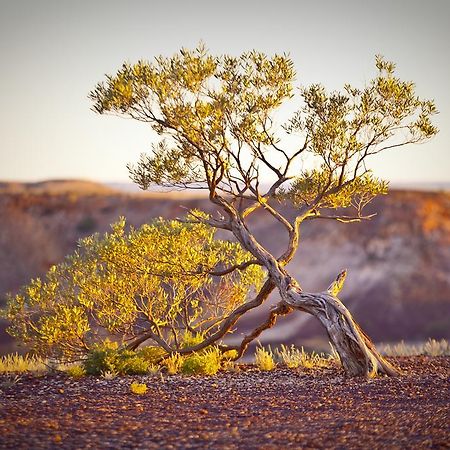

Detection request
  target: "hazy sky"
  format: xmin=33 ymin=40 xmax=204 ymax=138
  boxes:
xmin=0 ymin=0 xmax=449 ymax=184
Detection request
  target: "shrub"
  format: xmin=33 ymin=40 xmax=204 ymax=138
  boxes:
xmin=5 ymin=216 xmax=264 ymax=361
xmin=130 ymin=382 xmax=148 ymax=395
xmin=138 ymin=346 xmax=166 ymax=364
xmin=181 ymin=347 xmax=222 ymax=376
xmin=83 ymin=341 xmax=150 ymax=375
xmin=65 ymin=364 xmax=86 ymax=378
xmin=255 ymin=346 xmax=275 ymax=371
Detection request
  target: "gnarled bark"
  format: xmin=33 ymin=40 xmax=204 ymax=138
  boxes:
xmin=223 ymin=210 xmax=400 ymax=377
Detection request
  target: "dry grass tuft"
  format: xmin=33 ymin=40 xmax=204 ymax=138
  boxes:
xmin=275 ymin=344 xmax=334 ymax=369
xmin=255 ymin=346 xmax=276 ymax=371
xmin=379 ymin=338 xmax=450 ymax=357
xmin=0 ymin=354 xmax=48 ymax=374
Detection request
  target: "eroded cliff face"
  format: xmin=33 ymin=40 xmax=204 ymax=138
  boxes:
xmin=1 ymin=181 xmax=449 ymax=352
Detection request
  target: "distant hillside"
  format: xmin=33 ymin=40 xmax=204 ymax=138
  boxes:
xmin=0 ymin=180 xmax=449 ymax=353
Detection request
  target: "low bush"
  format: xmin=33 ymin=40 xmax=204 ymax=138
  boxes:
xmin=64 ymin=364 xmax=86 ymax=378
xmin=181 ymin=347 xmax=222 ymax=376
xmin=162 ymin=353 xmax=184 ymax=375
xmin=83 ymin=341 xmax=151 ymax=375
xmin=138 ymin=346 xmax=166 ymax=364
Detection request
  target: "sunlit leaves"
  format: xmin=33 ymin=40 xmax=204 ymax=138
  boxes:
xmin=5 ymin=215 xmax=264 ymax=359
xmin=287 ymin=170 xmax=388 ymax=210
xmin=90 ymin=46 xmax=437 ymax=220
xmin=89 ymin=44 xmax=296 ymax=189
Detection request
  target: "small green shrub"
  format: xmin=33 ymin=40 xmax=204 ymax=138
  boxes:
xmin=181 ymin=347 xmax=222 ymax=376
xmin=83 ymin=341 xmax=150 ymax=375
xmin=255 ymin=346 xmax=275 ymax=371
xmin=130 ymin=382 xmax=147 ymax=395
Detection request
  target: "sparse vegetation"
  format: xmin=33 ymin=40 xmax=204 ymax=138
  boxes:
xmin=379 ymin=338 xmax=450 ymax=357
xmin=275 ymin=344 xmax=334 ymax=369
xmin=255 ymin=346 xmax=276 ymax=371
xmin=0 ymin=353 xmax=47 ymax=374
xmin=130 ymin=382 xmax=148 ymax=395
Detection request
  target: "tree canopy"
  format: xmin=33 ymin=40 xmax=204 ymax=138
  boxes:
xmin=90 ymin=45 xmax=437 ymax=230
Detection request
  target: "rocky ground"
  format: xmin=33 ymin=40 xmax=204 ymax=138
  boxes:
xmin=0 ymin=356 xmax=449 ymax=449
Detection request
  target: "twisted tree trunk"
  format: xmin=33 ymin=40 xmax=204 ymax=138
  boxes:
xmin=227 ymin=213 xmax=400 ymax=377
xmin=282 ymin=271 xmax=400 ymax=377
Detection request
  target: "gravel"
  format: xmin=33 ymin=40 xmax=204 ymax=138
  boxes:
xmin=0 ymin=356 xmax=449 ymax=449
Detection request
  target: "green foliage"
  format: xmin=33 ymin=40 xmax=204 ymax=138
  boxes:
xmin=130 ymin=382 xmax=148 ymax=395
xmin=83 ymin=341 xmax=150 ymax=375
xmin=90 ymin=46 xmax=437 ymax=223
xmin=138 ymin=346 xmax=166 ymax=364
xmin=181 ymin=347 xmax=222 ymax=376
xmin=254 ymin=346 xmax=276 ymax=371
xmin=5 ymin=215 xmax=264 ymax=360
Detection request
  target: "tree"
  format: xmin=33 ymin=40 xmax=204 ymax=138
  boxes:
xmin=89 ymin=45 xmax=438 ymax=377
xmin=6 ymin=217 xmax=263 ymax=360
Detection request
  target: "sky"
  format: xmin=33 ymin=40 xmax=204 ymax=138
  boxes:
xmin=0 ymin=0 xmax=449 ymax=185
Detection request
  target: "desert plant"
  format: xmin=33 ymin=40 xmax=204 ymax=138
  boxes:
xmin=138 ymin=346 xmax=166 ymax=364
xmin=379 ymin=338 xmax=450 ymax=357
xmin=181 ymin=347 xmax=222 ymax=376
xmin=163 ymin=353 xmax=184 ymax=375
xmin=130 ymin=382 xmax=148 ymax=395
xmin=423 ymin=338 xmax=450 ymax=356
xmin=0 ymin=353 xmax=47 ymax=374
xmin=65 ymin=364 xmax=86 ymax=379
xmin=101 ymin=370 xmax=119 ymax=380
xmin=90 ymin=44 xmax=437 ymax=376
xmin=255 ymin=347 xmax=276 ymax=371
xmin=6 ymin=217 xmax=263 ymax=361
xmin=83 ymin=341 xmax=150 ymax=375
xmin=275 ymin=345 xmax=334 ymax=369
